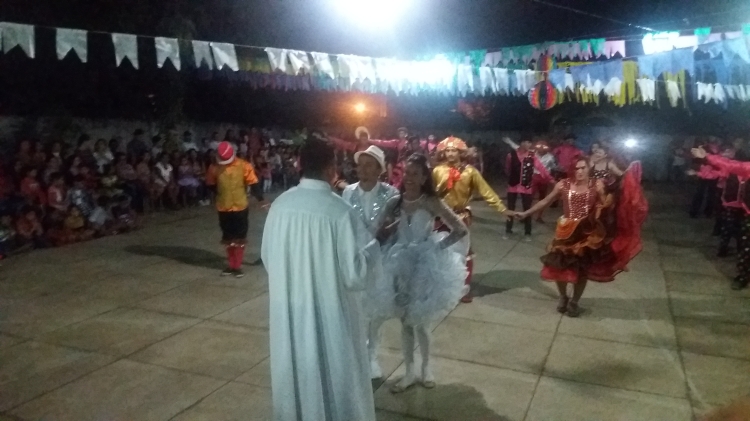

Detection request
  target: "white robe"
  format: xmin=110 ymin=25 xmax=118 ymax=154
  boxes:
xmin=261 ymin=178 xmax=378 ymax=421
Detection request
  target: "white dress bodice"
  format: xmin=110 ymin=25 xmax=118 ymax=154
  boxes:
xmin=396 ymin=208 xmax=434 ymax=244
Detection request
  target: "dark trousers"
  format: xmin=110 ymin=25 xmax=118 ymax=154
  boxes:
xmin=506 ymin=192 xmax=533 ymax=235
xmin=690 ymin=179 xmax=718 ymax=218
xmin=719 ymin=207 xmax=744 ymax=255
xmin=737 ymin=215 xmax=750 ymax=282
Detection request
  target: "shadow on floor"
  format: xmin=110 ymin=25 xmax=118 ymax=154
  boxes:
xmin=125 ymin=245 xmax=226 ymax=270
xmin=377 ymin=382 xmax=510 ymax=421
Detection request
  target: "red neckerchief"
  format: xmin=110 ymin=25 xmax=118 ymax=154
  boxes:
xmin=446 ymin=163 xmax=466 ymax=190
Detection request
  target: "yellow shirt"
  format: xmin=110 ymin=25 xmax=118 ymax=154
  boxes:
xmin=432 ymin=163 xmax=507 ymax=213
xmin=206 ymin=159 xmax=259 ymax=212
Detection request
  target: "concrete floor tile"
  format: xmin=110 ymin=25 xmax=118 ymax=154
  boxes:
xmin=660 ymin=255 xmax=723 ymax=276
xmin=558 ymin=305 xmax=677 ymax=349
xmin=526 ymin=377 xmax=693 ymax=421
xmin=235 ymin=358 xmax=271 ymax=388
xmin=431 ymin=317 xmax=554 ymax=374
xmin=675 ymin=318 xmax=750 ymax=361
xmin=665 ymin=271 xmax=749 ymax=297
xmin=450 ymin=294 xmax=561 ymax=333
xmin=0 ymin=341 xmax=115 ymax=411
xmin=544 ymin=335 xmax=687 ymax=398
xmin=0 ymin=334 xmax=24 ymax=349
xmin=212 ymin=293 xmax=268 ymax=329
xmin=130 ymin=321 xmax=269 ymax=380
xmin=375 ymin=410 xmax=428 ymax=420
xmin=134 ymin=283 xmax=260 ymax=318
xmin=683 ymin=351 xmax=750 ymax=406
xmin=376 ymin=356 xmax=537 ymax=421
xmin=10 ymin=359 xmax=224 ymax=421
xmin=171 ymin=382 xmax=271 ymax=421
xmin=36 ymin=308 xmax=201 ymax=357
xmin=669 ymin=292 xmax=750 ymax=325
xmin=0 ymin=294 xmax=120 ymax=337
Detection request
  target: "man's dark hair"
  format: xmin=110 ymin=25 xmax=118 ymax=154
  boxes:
xmin=299 ymin=137 xmax=335 ymax=179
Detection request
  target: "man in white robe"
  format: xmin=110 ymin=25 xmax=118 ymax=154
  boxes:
xmin=262 ymin=138 xmax=379 ymax=421
xmin=341 ymin=145 xmax=399 ymax=379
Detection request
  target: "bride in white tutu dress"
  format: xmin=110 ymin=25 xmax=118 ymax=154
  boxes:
xmin=379 ymin=153 xmax=469 ymax=393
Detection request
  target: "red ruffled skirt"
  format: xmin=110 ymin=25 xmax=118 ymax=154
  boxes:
xmin=541 ymin=165 xmax=648 ymax=283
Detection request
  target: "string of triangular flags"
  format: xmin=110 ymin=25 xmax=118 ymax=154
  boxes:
xmin=1 ymin=21 xmax=750 ymax=108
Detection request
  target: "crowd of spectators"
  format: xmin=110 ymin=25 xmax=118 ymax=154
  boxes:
xmin=0 ymin=127 xmax=305 ymax=260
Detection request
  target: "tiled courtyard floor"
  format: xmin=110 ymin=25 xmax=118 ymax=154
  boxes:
xmin=1 ymin=184 xmax=749 ymax=420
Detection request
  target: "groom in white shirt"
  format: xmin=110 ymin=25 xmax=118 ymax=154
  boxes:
xmin=342 ymin=145 xmax=399 ymax=379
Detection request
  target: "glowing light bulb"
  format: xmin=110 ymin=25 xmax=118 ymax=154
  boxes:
xmin=624 ymin=138 xmax=638 ymax=148
xmin=354 ymin=103 xmax=366 ymax=113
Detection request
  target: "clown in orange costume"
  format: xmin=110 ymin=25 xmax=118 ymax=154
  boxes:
xmin=432 ymin=136 xmax=514 ymax=303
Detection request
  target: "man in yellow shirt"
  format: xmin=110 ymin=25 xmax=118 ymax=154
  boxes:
xmin=433 ymin=136 xmax=513 ymax=303
xmin=206 ymin=141 xmax=267 ymax=277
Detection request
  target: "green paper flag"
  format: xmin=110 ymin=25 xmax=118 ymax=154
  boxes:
xmin=695 ymin=27 xmax=711 ymax=44
xmin=590 ymin=38 xmax=605 ymax=57
xmin=743 ymin=23 xmax=750 ymax=35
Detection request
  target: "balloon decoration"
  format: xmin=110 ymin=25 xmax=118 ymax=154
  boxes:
xmin=528 ymin=80 xmax=558 ymax=110
xmin=456 ymin=98 xmax=494 ymax=124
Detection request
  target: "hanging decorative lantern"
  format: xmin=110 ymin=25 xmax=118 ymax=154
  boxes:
xmin=528 ymin=80 xmax=558 ymax=110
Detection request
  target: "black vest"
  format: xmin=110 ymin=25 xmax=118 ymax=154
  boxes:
xmin=509 ymin=151 xmax=535 ymax=188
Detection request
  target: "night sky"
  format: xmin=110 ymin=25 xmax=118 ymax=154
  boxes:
xmin=0 ymin=0 xmax=747 ymax=133
xmin=1 ymin=0 xmax=747 ymax=57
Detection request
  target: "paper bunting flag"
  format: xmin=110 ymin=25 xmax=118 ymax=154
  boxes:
xmin=155 ymin=37 xmax=180 ymax=70
xmin=0 ymin=22 xmax=35 ymax=58
xmin=288 ymin=50 xmax=312 ymax=74
xmin=192 ymin=41 xmax=214 ymax=69
xmin=311 ymin=52 xmax=335 ymax=78
xmin=112 ymin=33 xmax=138 ymax=69
xmin=265 ymin=48 xmax=289 ymax=73
xmin=210 ymin=43 xmax=239 ymax=71
xmin=56 ymin=28 xmax=87 ymax=62
xmin=493 ymin=68 xmax=509 ymax=94
xmin=478 ymin=67 xmax=494 ymax=95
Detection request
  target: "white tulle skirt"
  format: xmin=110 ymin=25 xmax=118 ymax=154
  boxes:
xmin=374 ymin=233 xmax=468 ymax=326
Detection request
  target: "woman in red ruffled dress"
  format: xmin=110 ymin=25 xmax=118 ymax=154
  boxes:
xmin=517 ymin=156 xmax=648 ymax=316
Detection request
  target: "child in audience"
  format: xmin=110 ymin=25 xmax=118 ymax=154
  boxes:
xmin=111 ymin=195 xmax=141 ymax=232
xmin=177 ymin=155 xmax=200 ymax=205
xmin=68 ymin=176 xmax=95 ymax=218
xmin=47 ymin=172 xmax=69 ymax=213
xmin=15 ymin=206 xmax=46 ymax=249
xmin=19 ymin=168 xmax=46 ymax=206
xmin=63 ymin=205 xmax=95 ymax=242
xmin=260 ymin=162 xmax=272 ymax=193
xmin=89 ymin=196 xmax=115 ymax=236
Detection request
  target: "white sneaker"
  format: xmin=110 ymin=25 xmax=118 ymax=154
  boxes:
xmin=524 ymin=235 xmax=532 ymax=242
xmin=502 ymin=233 xmax=511 ymax=240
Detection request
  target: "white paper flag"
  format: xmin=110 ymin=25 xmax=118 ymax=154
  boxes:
xmin=311 ymin=52 xmax=335 ymax=78
xmin=265 ymin=48 xmax=289 ymax=73
xmin=192 ymin=40 xmax=214 ymax=69
xmin=288 ymin=50 xmax=312 ymax=74
xmin=0 ymin=22 xmax=35 ymax=58
xmin=211 ymin=42 xmax=239 ymax=71
xmin=56 ymin=28 xmax=87 ymax=62
xmin=155 ymin=37 xmax=180 ymax=70
xmin=112 ymin=33 xmax=138 ymax=69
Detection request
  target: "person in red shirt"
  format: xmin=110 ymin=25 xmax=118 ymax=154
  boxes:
xmin=19 ymin=168 xmax=46 ymax=206
xmin=552 ymin=134 xmax=584 ymax=180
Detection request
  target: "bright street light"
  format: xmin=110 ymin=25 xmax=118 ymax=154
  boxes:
xmin=335 ymin=0 xmax=414 ymax=24
xmin=354 ymin=103 xmax=366 ymax=113
xmin=624 ymin=138 xmax=638 ymax=148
